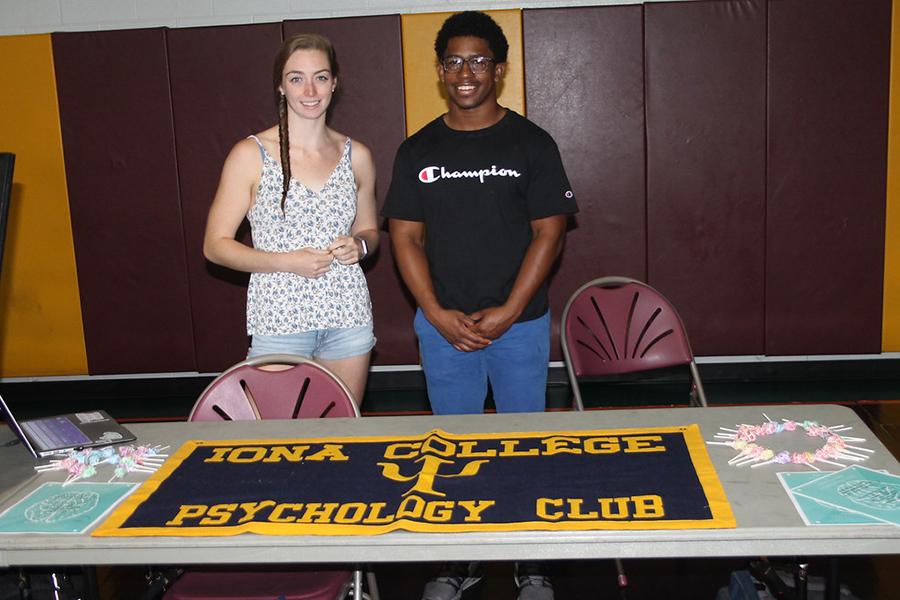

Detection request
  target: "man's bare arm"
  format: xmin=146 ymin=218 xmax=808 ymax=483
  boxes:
xmin=469 ymin=214 xmax=567 ymax=339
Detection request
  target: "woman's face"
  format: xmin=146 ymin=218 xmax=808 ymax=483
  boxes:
xmin=280 ymin=49 xmax=335 ymax=120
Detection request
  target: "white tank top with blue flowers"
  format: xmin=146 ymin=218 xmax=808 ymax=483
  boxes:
xmin=245 ymin=135 xmax=372 ymax=335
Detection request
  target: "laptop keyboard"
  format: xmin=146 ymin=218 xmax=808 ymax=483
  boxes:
xmin=22 ymin=417 xmax=91 ymax=451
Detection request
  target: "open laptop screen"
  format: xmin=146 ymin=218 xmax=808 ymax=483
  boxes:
xmin=0 ymin=394 xmax=135 ymax=457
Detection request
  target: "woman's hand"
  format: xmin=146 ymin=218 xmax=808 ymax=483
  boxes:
xmin=282 ymin=247 xmax=334 ymax=278
xmin=328 ymin=236 xmax=364 ymax=265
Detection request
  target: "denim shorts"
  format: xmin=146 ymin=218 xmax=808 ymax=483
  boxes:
xmin=248 ymin=322 xmax=375 ymax=361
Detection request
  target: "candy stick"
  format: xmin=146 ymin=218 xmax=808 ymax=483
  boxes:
xmin=844 ymin=444 xmax=874 ymax=453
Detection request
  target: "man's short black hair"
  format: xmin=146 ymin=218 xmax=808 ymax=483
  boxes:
xmin=434 ymin=11 xmax=509 ymax=63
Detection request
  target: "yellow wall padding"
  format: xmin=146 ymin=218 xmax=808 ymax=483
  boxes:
xmin=401 ymin=10 xmax=525 ymax=136
xmin=885 ymin=0 xmax=900 ymax=351
xmin=0 ymin=35 xmax=87 ymax=376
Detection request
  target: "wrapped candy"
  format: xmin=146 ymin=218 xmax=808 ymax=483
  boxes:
xmin=34 ymin=445 xmax=169 ymax=485
xmin=707 ymin=415 xmax=873 ymax=470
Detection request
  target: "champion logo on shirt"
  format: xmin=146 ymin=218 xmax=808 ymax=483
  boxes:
xmin=418 ymin=165 xmax=522 ymax=184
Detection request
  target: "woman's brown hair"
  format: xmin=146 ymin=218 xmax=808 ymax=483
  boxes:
xmin=272 ymin=33 xmax=339 ymax=213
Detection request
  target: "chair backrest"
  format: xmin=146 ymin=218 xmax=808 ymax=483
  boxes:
xmin=561 ymin=276 xmax=707 ymax=408
xmin=561 ymin=276 xmax=695 ymax=377
xmin=189 ymin=353 xmax=359 ymax=422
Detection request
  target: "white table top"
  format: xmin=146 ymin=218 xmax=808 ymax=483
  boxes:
xmin=1 ymin=404 xmax=898 ymax=566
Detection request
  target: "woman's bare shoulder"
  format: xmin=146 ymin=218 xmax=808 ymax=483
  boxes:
xmin=347 ymin=137 xmax=374 ymax=169
xmin=250 ymin=126 xmax=280 ymax=156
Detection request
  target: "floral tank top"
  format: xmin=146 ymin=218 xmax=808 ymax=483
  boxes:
xmin=245 ymin=135 xmax=372 ymax=335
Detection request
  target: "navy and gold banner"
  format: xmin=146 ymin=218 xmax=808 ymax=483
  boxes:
xmin=94 ymin=426 xmax=734 ymax=536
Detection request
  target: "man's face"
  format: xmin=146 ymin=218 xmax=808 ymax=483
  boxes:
xmin=437 ymin=36 xmax=505 ymax=112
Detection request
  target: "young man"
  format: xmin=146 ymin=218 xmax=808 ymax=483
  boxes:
xmin=383 ymin=11 xmax=577 ymax=600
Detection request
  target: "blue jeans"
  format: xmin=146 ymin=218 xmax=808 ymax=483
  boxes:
xmin=413 ymin=309 xmax=550 ymax=415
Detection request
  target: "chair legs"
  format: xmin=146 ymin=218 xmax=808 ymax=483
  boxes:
xmin=352 ymin=569 xmax=363 ymax=599
xmin=689 ymin=361 xmax=708 ymax=407
xmin=614 ymin=558 xmax=628 ymax=599
xmin=344 ymin=567 xmax=378 ymax=600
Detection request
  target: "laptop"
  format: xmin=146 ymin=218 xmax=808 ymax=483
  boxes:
xmin=0 ymin=394 xmax=135 ymax=458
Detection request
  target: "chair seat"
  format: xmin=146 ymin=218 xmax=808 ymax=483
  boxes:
xmin=163 ymin=568 xmax=351 ymax=600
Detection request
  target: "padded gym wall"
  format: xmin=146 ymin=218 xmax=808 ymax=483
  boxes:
xmin=645 ymin=0 xmax=767 ymax=356
xmin=166 ymin=23 xmax=283 ymax=374
xmin=523 ymin=5 xmax=647 ymax=361
xmin=0 ymin=34 xmax=87 ymax=377
xmin=0 ymin=0 xmax=896 ymax=378
xmin=766 ymin=0 xmax=891 ymax=355
xmin=53 ymin=28 xmax=195 ymax=374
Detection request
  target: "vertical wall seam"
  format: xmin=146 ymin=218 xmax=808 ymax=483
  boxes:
xmin=763 ymin=0 xmax=770 ymax=354
xmin=884 ymin=0 xmax=900 ymax=350
xmin=641 ymin=4 xmax=649 ymax=283
xmin=164 ymin=26 xmax=200 ymax=373
xmin=48 ymin=32 xmax=89 ymax=374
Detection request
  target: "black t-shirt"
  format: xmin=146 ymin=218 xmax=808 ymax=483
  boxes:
xmin=383 ymin=109 xmax=578 ymax=322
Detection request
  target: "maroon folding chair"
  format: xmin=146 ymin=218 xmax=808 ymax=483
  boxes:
xmin=163 ymin=354 xmax=375 ymax=600
xmin=189 ymin=353 xmax=360 ymax=421
xmin=560 ymin=276 xmax=708 ymax=411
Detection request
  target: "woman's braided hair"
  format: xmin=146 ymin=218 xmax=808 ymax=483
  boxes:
xmin=272 ymin=33 xmax=340 ymax=213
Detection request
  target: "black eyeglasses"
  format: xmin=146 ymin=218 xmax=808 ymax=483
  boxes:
xmin=441 ymin=55 xmax=496 ymax=74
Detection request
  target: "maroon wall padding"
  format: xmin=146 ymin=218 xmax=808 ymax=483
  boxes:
xmin=645 ymin=0 xmax=767 ymax=356
xmin=167 ymin=24 xmax=283 ymax=373
xmin=766 ymin=0 xmax=890 ymax=355
xmin=283 ymin=17 xmax=412 ymax=364
xmin=53 ymin=29 xmax=195 ymax=374
xmin=523 ymin=5 xmax=646 ymax=361
xmin=44 ymin=0 xmax=895 ymax=378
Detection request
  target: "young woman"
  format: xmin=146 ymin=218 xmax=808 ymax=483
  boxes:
xmin=203 ymin=34 xmax=377 ymax=406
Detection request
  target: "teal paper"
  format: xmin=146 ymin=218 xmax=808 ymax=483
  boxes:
xmin=778 ymin=471 xmax=881 ymax=526
xmin=791 ymin=465 xmax=900 ymax=526
xmin=0 ymin=482 xmax=136 ymax=533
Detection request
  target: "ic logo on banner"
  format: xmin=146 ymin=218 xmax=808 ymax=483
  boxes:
xmin=378 ymin=434 xmax=489 ymax=497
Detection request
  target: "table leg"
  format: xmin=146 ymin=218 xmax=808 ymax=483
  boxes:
xmin=825 ymin=556 xmax=840 ymax=600
xmin=16 ymin=568 xmax=31 ymax=600
xmin=49 ymin=571 xmax=65 ymax=600
xmin=794 ymin=559 xmax=809 ymax=600
xmin=81 ymin=566 xmax=101 ymax=600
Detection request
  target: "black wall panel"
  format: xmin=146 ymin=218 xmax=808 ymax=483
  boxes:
xmin=53 ymin=29 xmax=195 ymax=374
